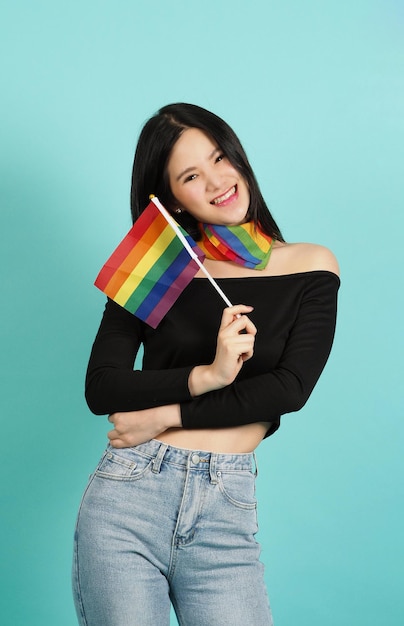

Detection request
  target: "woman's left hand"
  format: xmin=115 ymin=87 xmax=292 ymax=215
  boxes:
xmin=107 ymin=405 xmax=181 ymax=448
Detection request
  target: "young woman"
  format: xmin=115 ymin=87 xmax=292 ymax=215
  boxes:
xmin=73 ymin=103 xmax=340 ymax=626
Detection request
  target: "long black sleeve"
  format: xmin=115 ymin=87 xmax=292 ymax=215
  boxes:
xmin=85 ymin=300 xmax=193 ymax=414
xmin=180 ymin=272 xmax=339 ymax=432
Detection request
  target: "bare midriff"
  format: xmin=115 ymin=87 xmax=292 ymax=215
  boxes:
xmin=155 ymin=422 xmax=271 ymax=454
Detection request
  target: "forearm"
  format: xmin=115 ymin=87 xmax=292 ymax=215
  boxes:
xmin=181 ymin=368 xmax=306 ymax=430
xmin=108 ymin=404 xmax=182 ymax=448
xmin=85 ymin=365 xmax=193 ymax=415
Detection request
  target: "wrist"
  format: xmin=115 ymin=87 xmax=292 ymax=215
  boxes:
xmin=188 ymin=365 xmax=219 ymax=397
xmin=161 ymin=404 xmax=182 ymax=429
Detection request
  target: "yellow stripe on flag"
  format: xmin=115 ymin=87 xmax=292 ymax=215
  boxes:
xmin=114 ymin=224 xmax=176 ymax=305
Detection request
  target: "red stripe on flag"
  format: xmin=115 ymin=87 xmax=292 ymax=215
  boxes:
xmin=94 ymin=203 xmax=167 ymax=293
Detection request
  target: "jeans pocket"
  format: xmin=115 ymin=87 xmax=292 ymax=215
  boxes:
xmin=217 ymin=470 xmax=257 ymax=509
xmin=95 ymin=447 xmax=152 ymax=481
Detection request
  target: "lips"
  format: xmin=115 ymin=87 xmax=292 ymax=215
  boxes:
xmin=211 ymin=185 xmax=237 ymax=205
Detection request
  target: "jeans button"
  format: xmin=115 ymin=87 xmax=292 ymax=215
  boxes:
xmin=191 ymin=453 xmax=200 ymax=464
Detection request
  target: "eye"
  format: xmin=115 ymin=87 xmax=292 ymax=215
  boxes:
xmin=184 ymin=173 xmax=197 ymax=183
xmin=215 ymin=153 xmax=225 ymax=163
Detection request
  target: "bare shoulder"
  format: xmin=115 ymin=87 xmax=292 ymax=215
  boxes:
xmin=292 ymin=242 xmax=340 ymax=275
xmin=270 ymin=241 xmax=340 ymax=277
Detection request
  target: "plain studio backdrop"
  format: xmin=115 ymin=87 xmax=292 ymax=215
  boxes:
xmin=0 ymin=1 xmax=403 ymax=624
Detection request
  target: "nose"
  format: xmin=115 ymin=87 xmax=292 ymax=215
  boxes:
xmin=206 ymin=169 xmax=222 ymax=191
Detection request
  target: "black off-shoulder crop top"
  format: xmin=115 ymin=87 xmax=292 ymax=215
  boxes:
xmin=85 ymin=271 xmax=340 ymax=438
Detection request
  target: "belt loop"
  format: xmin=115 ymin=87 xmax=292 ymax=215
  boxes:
xmin=252 ymin=452 xmax=258 ymax=477
xmin=209 ymin=453 xmax=218 ymax=485
xmin=152 ymin=443 xmax=168 ymax=474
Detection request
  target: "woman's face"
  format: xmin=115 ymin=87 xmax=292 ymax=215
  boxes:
xmin=167 ymin=128 xmax=250 ymax=226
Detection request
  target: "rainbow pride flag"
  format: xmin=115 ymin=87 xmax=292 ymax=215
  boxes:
xmin=94 ymin=199 xmax=205 ymax=328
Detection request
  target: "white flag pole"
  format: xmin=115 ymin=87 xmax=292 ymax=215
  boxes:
xmin=150 ymin=196 xmax=233 ymax=308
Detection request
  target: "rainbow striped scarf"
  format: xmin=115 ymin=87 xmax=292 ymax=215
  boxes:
xmin=198 ymin=222 xmax=273 ymax=269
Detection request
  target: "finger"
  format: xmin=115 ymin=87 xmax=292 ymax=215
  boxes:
xmin=237 ymin=316 xmax=257 ymax=335
xmin=234 ymin=337 xmax=256 ymax=360
xmin=109 ymin=438 xmax=127 ymax=449
xmin=222 ymin=315 xmax=257 ymax=337
xmin=107 ymin=428 xmax=123 ymax=441
xmin=220 ymin=305 xmax=254 ymax=329
xmin=240 ymin=346 xmax=254 ymax=361
xmin=107 ymin=429 xmax=117 ymax=440
xmin=218 ymin=334 xmax=255 ymax=363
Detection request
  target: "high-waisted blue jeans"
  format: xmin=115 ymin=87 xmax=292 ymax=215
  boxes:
xmin=72 ymin=439 xmax=273 ymax=625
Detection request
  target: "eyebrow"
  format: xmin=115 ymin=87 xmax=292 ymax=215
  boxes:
xmin=175 ymin=147 xmax=221 ymax=181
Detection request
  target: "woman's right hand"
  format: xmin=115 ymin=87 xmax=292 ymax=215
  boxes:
xmin=188 ymin=305 xmax=257 ymax=396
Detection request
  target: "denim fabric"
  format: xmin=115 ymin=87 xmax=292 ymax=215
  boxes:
xmin=72 ymin=439 xmax=273 ymax=625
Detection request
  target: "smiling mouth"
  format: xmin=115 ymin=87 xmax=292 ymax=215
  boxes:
xmin=211 ymin=185 xmax=237 ymax=205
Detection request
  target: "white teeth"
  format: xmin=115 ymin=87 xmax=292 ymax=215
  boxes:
xmin=212 ymin=186 xmax=236 ymax=205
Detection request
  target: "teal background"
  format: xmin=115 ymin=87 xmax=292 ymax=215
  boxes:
xmin=1 ymin=0 xmax=403 ymax=624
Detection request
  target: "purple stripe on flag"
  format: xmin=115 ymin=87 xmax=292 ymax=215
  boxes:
xmin=144 ymin=258 xmax=201 ymax=328
xmin=133 ymin=247 xmax=192 ymax=322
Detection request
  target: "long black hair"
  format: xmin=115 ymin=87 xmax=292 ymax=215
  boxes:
xmin=130 ymin=103 xmax=284 ymax=241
